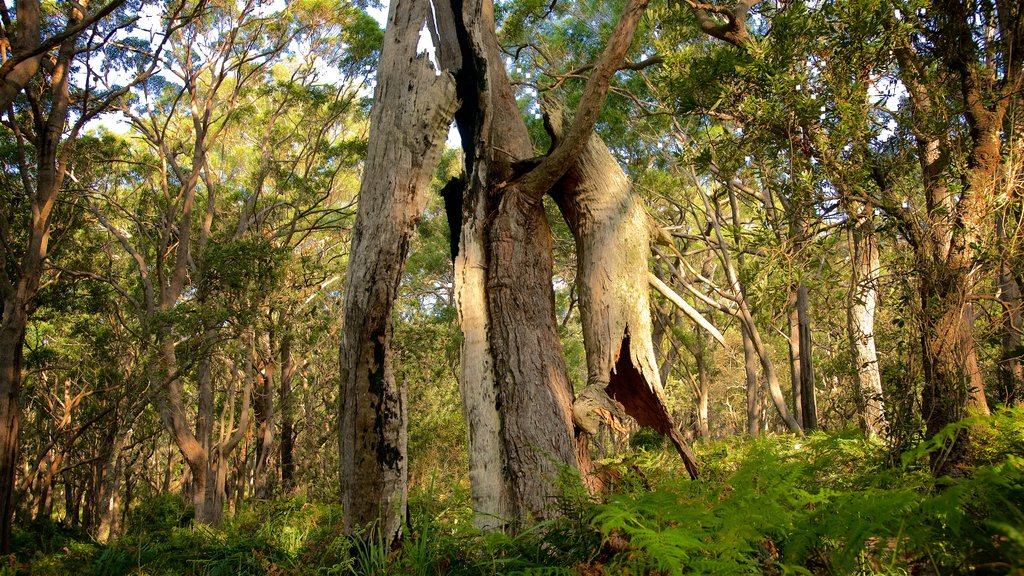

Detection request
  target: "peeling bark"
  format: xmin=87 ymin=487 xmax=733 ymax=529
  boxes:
xmin=338 ymin=0 xmax=457 ymax=542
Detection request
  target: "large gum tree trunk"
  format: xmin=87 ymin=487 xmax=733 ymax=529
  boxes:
xmin=338 ymin=0 xmax=457 ymax=542
xmin=442 ymin=0 xmax=657 ymax=526
xmin=447 ymin=0 xmax=584 ymax=523
xmin=552 ymin=126 xmax=699 ymax=478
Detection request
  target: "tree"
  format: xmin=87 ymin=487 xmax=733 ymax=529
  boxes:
xmin=0 ymin=0 xmax=170 ymax=551
xmin=342 ymin=0 xmax=725 ymax=538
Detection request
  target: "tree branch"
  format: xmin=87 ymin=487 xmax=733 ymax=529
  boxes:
xmin=685 ymin=0 xmax=760 ymax=48
xmin=518 ymin=0 xmax=649 ymax=199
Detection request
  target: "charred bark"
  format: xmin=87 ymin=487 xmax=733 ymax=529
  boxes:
xmin=338 ymin=0 xmax=457 ymax=542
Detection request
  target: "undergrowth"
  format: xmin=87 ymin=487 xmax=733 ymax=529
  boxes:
xmin=9 ymin=409 xmax=1024 ymax=575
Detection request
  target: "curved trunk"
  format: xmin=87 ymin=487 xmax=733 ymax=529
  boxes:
xmin=552 ymin=128 xmax=698 ymax=478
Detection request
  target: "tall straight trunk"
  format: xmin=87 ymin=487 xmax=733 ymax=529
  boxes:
xmin=787 ymin=289 xmax=803 ymax=428
xmin=847 ymin=205 xmax=885 ymax=437
xmin=997 ymin=261 xmax=1022 ymax=404
xmin=694 ymin=333 xmax=710 ymax=439
xmin=0 ymin=321 xmax=25 ymax=552
xmin=278 ymin=331 xmax=296 ymax=490
xmin=338 ymin=0 xmax=457 ymax=542
xmin=741 ymin=325 xmax=760 ymax=436
xmin=796 ymin=285 xmax=817 ymax=430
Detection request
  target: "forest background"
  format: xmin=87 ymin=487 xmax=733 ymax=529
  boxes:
xmin=0 ymin=0 xmax=1022 ymax=574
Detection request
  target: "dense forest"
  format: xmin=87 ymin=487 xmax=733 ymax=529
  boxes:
xmin=0 ymin=0 xmax=1022 ymax=573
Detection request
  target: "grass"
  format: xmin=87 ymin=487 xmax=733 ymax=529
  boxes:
xmin=9 ymin=409 xmax=1024 ymax=575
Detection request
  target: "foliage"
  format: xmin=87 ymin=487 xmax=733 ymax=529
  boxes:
xmin=13 ymin=413 xmax=1024 ymax=574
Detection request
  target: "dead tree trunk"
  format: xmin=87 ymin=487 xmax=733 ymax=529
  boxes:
xmin=338 ymin=0 xmax=457 ymax=542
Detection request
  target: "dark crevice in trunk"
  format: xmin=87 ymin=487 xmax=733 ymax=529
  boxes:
xmin=605 ymin=332 xmax=699 ymax=479
xmin=448 ymin=0 xmax=482 ymax=177
xmin=440 ymin=176 xmax=465 ymax=261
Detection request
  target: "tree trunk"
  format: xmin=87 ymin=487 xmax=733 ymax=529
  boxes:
xmin=796 ymin=285 xmax=817 ymax=430
xmin=252 ymin=343 xmax=274 ymax=499
xmin=700 ymin=181 xmax=801 ymax=433
xmin=552 ymin=125 xmax=698 ymax=478
xmin=727 ymin=185 xmax=761 ymax=435
xmin=787 ymin=289 xmax=803 ymax=428
xmin=278 ymin=331 xmax=296 ymax=490
xmin=444 ymin=0 xmax=582 ymax=527
xmin=740 ymin=323 xmax=761 ymax=436
xmin=847 ymin=205 xmax=886 ymax=437
xmin=443 ymin=0 xmax=656 ymax=526
xmin=695 ymin=334 xmax=711 ymax=439
xmin=997 ymin=261 xmax=1022 ymax=404
xmin=338 ymin=0 xmax=457 ymax=542
xmin=0 ymin=319 xmax=24 ymax=552
xmin=95 ymin=434 xmax=127 ymax=543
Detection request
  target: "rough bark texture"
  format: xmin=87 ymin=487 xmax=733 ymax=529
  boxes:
xmin=455 ymin=0 xmax=583 ymax=521
xmin=552 ymin=127 xmax=699 ymax=479
xmin=847 ymin=205 xmax=885 ymax=437
xmin=441 ymin=0 xmax=653 ymax=526
xmin=338 ymin=0 xmax=457 ymax=542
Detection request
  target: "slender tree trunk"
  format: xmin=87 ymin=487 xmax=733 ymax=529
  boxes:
xmin=252 ymin=343 xmax=274 ymax=498
xmin=695 ymin=335 xmax=710 ymax=439
xmin=997 ymin=261 xmax=1022 ymax=404
xmin=338 ymin=0 xmax=457 ymax=542
xmin=552 ymin=119 xmax=698 ymax=479
xmin=796 ymin=285 xmax=817 ymax=429
xmin=787 ymin=289 xmax=803 ymax=428
xmin=0 ymin=319 xmax=24 ymax=552
xmin=278 ymin=331 xmax=295 ymax=490
xmin=702 ymin=180 xmax=801 ymax=433
xmin=847 ymin=205 xmax=886 ymax=437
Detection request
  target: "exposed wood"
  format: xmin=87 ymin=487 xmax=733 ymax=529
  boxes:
xmin=551 ymin=120 xmax=699 ymax=479
xmin=338 ymin=0 xmax=458 ymax=542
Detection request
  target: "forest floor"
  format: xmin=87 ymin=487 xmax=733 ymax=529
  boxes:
xmin=9 ymin=409 xmax=1024 ymax=576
